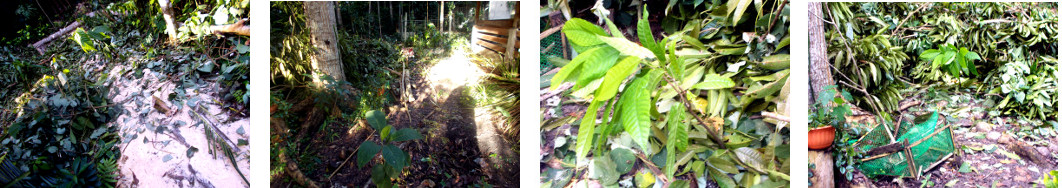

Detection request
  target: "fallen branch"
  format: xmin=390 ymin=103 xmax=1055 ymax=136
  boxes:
xmin=272 ymin=119 xmax=321 ymax=188
xmin=30 ymin=10 xmax=120 ymax=54
xmin=210 ymin=19 xmax=250 ymax=36
xmin=760 ymin=112 xmax=790 ymax=123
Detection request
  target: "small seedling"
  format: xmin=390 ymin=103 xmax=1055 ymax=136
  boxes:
xmin=356 ymin=110 xmax=423 ymax=188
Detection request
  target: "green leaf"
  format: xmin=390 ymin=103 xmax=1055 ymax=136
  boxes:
xmin=691 ymin=74 xmax=736 ymax=90
xmin=756 ymin=54 xmax=790 ymax=70
xmin=356 ymin=141 xmax=381 ymax=168
xmin=381 ymin=144 xmax=409 ymax=169
xmin=574 ymin=47 xmax=621 ymax=89
xmin=733 ymin=147 xmax=766 ymax=173
xmin=550 ymin=53 xmax=586 ymax=90
xmin=958 ymin=161 xmax=971 ymax=173
xmin=563 ymin=18 xmax=608 ymax=47
xmin=637 ymin=6 xmax=665 ymax=61
xmin=665 ymin=104 xmax=688 ymax=179
xmin=576 ymin=100 xmax=603 ymax=165
xmin=71 ymin=28 xmax=97 ymax=53
xmin=389 ymin=128 xmax=422 ymax=142
xmin=620 ymin=77 xmax=653 ymax=152
xmin=667 ymin=105 xmax=689 ymax=153
xmin=380 ymin=125 xmax=393 ymax=141
xmin=162 ymin=154 xmax=173 ymax=162
xmin=610 ymin=148 xmax=636 ymax=174
xmin=727 ymin=0 xmax=754 ymax=26
xmin=600 ymin=36 xmax=655 ymax=59
xmin=595 ymin=56 xmax=641 ymax=101
xmin=919 ymin=49 xmax=940 ymax=61
xmin=365 ymin=110 xmax=387 ymax=130
xmin=591 ymin=156 xmax=620 ymax=185
xmin=371 ymin=164 xmax=393 ymax=188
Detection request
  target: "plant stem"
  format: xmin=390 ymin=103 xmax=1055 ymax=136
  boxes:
xmin=661 ymin=72 xmax=725 ymax=147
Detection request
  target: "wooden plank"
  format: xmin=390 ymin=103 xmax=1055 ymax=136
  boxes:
xmin=476 ymin=40 xmax=506 ymax=53
xmin=473 ymin=25 xmax=510 ymax=36
xmin=475 ymin=19 xmax=514 ymax=28
xmin=477 ymin=34 xmax=508 ymax=44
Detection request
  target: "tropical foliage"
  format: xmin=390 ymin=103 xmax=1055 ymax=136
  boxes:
xmin=542 ymin=0 xmax=790 ymax=186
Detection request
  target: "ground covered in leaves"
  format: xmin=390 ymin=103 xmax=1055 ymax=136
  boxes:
xmin=0 ymin=0 xmax=250 ymax=187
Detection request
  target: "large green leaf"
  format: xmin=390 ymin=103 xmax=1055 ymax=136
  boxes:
xmin=356 ymin=141 xmax=381 ymax=168
xmin=667 ymin=105 xmax=689 ymax=153
xmin=563 ymin=18 xmax=608 ymax=47
xmin=550 ymin=54 xmax=586 ymax=90
xmin=574 ymin=47 xmax=621 ymax=89
xmin=365 ymin=110 xmax=387 ymax=130
xmin=595 ymin=56 xmax=642 ymax=101
xmin=71 ymin=28 xmax=97 ymax=53
xmin=381 ymin=144 xmax=409 ymax=169
xmin=691 ymin=74 xmax=736 ymax=90
xmin=620 ymin=77 xmax=652 ymax=152
xmin=389 ymin=128 xmax=422 ymax=142
xmin=576 ymin=100 xmax=604 ymax=164
xmin=637 ymin=6 xmax=666 ymax=61
xmin=664 ymin=104 xmax=689 ymax=179
xmin=599 ymin=36 xmax=656 ymax=59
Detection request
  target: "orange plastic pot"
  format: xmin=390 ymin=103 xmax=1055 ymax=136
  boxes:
xmin=808 ymin=126 xmax=835 ymax=150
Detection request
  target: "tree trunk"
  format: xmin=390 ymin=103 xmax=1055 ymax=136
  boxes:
xmin=376 ymin=2 xmax=382 ymax=38
xmin=304 ymin=1 xmax=345 ymax=87
xmin=809 ymin=150 xmax=835 ymax=188
xmin=159 ymin=0 xmax=178 ymax=43
xmin=809 ymin=2 xmax=834 ymax=103
xmin=439 ymin=1 xmax=444 ymax=32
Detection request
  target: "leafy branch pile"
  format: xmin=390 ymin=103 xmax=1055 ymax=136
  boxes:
xmin=542 ymin=0 xmax=790 ymax=187
xmin=824 ymin=2 xmax=1057 ymax=121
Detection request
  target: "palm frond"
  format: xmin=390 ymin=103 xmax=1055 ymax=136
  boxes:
xmin=190 ymin=105 xmax=249 ymax=185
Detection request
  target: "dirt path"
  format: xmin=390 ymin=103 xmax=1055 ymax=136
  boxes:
xmin=104 ymin=60 xmax=250 ymax=188
xmin=311 ymin=45 xmax=516 ymax=187
xmin=867 ymin=92 xmax=1057 ymax=187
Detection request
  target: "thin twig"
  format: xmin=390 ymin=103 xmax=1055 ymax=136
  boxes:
xmin=329 ymin=125 xmax=377 ymax=180
xmin=890 ymin=3 xmax=931 ymax=36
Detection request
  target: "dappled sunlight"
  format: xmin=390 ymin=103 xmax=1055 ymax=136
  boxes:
xmin=424 ymin=47 xmax=485 ymax=92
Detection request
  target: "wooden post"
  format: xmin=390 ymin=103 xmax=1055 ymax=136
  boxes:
xmin=505 ymin=2 xmax=519 ymax=57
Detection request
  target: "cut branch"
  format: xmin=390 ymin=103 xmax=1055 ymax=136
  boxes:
xmin=661 ymin=73 xmax=725 ymax=147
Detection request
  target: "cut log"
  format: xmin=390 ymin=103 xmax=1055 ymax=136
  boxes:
xmin=210 ymin=19 xmax=250 ymax=36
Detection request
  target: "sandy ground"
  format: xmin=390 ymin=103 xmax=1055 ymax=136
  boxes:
xmin=105 ymin=64 xmax=250 ymax=188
